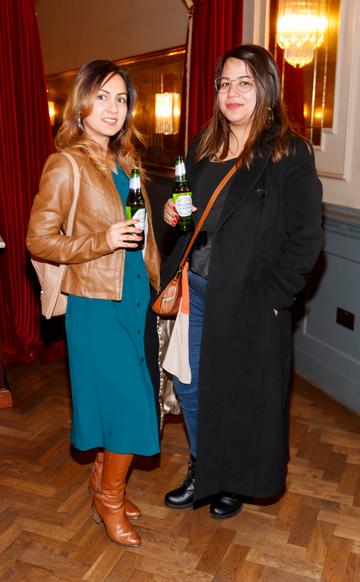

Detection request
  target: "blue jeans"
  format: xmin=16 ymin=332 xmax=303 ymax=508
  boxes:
xmin=173 ymin=271 xmax=207 ymax=458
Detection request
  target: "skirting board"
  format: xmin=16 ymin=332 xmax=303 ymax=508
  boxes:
xmin=294 ymin=348 xmax=360 ymax=415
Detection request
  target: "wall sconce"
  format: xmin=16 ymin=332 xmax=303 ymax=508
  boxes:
xmin=276 ymin=0 xmax=328 ymax=68
xmin=155 ymin=76 xmax=181 ymax=135
xmin=48 ymin=101 xmax=55 ymax=126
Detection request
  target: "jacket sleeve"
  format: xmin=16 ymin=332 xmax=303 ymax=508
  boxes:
xmin=268 ymin=139 xmax=323 ymax=311
xmin=26 ymin=153 xmax=112 ymax=264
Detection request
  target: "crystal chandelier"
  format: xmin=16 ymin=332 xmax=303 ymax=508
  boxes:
xmin=277 ymin=0 xmax=328 ymax=68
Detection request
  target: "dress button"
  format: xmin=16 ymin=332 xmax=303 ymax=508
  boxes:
xmin=137 ymin=302 xmax=140 ymax=307
xmin=140 ymin=357 xmax=144 ymax=362
xmin=137 ymin=329 xmax=140 ymax=334
xmin=137 ymin=274 xmax=141 ymax=279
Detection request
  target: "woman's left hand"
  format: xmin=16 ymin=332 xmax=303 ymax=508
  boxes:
xmin=106 ymin=219 xmax=143 ymax=250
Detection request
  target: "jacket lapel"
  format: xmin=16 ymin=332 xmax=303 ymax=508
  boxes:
xmin=81 ymin=160 xmax=125 ymax=222
xmin=218 ymin=155 xmax=271 ymax=229
xmin=106 ymin=172 xmax=125 ymax=221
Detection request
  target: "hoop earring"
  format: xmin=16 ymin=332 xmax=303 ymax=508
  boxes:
xmin=266 ymin=107 xmax=274 ymax=128
xmin=77 ymin=115 xmax=84 ymax=131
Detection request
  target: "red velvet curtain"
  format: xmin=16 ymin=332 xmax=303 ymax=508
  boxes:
xmin=187 ymin=0 xmax=244 ymax=144
xmin=0 ymin=0 xmax=65 ymax=364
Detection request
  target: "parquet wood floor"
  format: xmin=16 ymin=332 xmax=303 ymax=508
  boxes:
xmin=1 ymin=361 xmax=360 ymax=581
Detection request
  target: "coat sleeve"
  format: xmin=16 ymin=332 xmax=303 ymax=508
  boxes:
xmin=267 ymin=139 xmax=323 ymax=311
xmin=26 ymin=153 xmax=112 ymax=264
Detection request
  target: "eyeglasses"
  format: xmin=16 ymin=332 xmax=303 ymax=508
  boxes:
xmin=214 ymin=76 xmax=255 ymax=94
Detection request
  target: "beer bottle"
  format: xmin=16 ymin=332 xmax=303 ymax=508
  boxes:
xmin=173 ymin=155 xmax=193 ymax=233
xmin=126 ymin=168 xmax=146 ymax=246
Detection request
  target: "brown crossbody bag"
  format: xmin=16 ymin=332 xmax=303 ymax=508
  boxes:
xmin=152 ymin=162 xmax=238 ymax=317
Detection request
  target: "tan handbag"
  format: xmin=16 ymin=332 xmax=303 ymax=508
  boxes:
xmin=162 ymin=263 xmax=191 ymax=382
xmin=30 ymin=152 xmax=80 ymax=319
xmin=152 ymin=162 xmax=238 ymax=317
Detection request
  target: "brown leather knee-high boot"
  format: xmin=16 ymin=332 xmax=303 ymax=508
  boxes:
xmin=92 ymin=452 xmax=141 ymax=547
xmin=89 ymin=451 xmax=141 ymax=519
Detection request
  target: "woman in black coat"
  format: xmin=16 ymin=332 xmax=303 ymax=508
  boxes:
xmin=162 ymin=45 xmax=323 ymax=519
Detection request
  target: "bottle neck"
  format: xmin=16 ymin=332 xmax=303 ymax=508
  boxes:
xmin=175 ymin=161 xmax=187 ymax=182
xmin=129 ymin=175 xmax=141 ymax=190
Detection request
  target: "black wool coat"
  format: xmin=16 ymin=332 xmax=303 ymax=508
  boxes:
xmin=159 ymin=129 xmax=323 ymax=501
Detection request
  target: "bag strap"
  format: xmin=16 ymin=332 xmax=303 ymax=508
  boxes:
xmin=44 ymin=152 xmax=80 ymax=319
xmin=179 ymin=162 xmax=238 ymax=269
xmin=61 ymin=151 xmax=81 ymax=235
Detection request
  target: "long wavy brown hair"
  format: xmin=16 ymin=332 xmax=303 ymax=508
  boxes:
xmin=55 ymin=60 xmax=145 ymax=175
xmin=195 ymin=45 xmax=299 ymax=166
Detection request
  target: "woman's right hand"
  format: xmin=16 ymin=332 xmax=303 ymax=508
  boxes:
xmin=164 ymin=198 xmax=179 ymax=227
xmin=106 ymin=219 xmax=143 ymax=250
xmin=163 ymin=198 xmax=197 ymax=227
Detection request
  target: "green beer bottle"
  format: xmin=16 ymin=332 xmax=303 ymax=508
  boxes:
xmin=173 ymin=156 xmax=193 ymax=233
xmin=126 ymin=168 xmax=146 ymax=247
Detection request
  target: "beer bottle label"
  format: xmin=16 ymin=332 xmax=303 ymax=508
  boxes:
xmin=125 ymin=206 xmax=132 ymax=221
xmin=173 ymin=192 xmax=192 ymax=217
xmin=126 ymin=206 xmax=146 ymax=230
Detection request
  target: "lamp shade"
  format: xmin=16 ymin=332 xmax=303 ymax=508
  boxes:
xmin=48 ymin=101 xmax=55 ymax=125
xmin=155 ymin=92 xmax=181 ymax=135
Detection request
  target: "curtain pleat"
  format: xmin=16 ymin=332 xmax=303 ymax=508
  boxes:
xmin=187 ymin=0 xmax=244 ymax=144
xmin=0 ymin=0 xmax=66 ymax=364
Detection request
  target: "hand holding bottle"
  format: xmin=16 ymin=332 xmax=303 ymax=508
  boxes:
xmin=163 ymin=198 xmax=197 ymax=227
xmin=106 ymin=220 xmax=143 ymax=250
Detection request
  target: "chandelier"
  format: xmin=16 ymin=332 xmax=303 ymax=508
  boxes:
xmin=277 ymin=0 xmax=328 ymax=68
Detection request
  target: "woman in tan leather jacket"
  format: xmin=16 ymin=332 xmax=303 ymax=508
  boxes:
xmin=27 ymin=60 xmax=161 ymax=547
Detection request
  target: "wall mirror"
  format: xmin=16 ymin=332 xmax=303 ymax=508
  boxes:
xmin=47 ymin=46 xmax=185 ymax=170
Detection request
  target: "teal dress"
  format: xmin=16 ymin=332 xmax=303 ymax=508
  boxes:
xmin=65 ymin=168 xmax=159 ymax=456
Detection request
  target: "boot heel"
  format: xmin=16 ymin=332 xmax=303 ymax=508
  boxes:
xmin=92 ymin=505 xmax=102 ymax=524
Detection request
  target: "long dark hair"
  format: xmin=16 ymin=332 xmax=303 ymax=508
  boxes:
xmin=55 ymin=59 xmax=144 ymax=173
xmin=196 ymin=44 xmax=296 ymax=166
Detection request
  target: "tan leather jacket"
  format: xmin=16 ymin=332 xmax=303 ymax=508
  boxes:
xmin=27 ymin=148 xmax=160 ymax=300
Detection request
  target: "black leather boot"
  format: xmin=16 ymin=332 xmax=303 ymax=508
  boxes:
xmin=209 ymin=492 xmax=244 ymax=519
xmin=164 ymin=456 xmax=196 ymax=509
